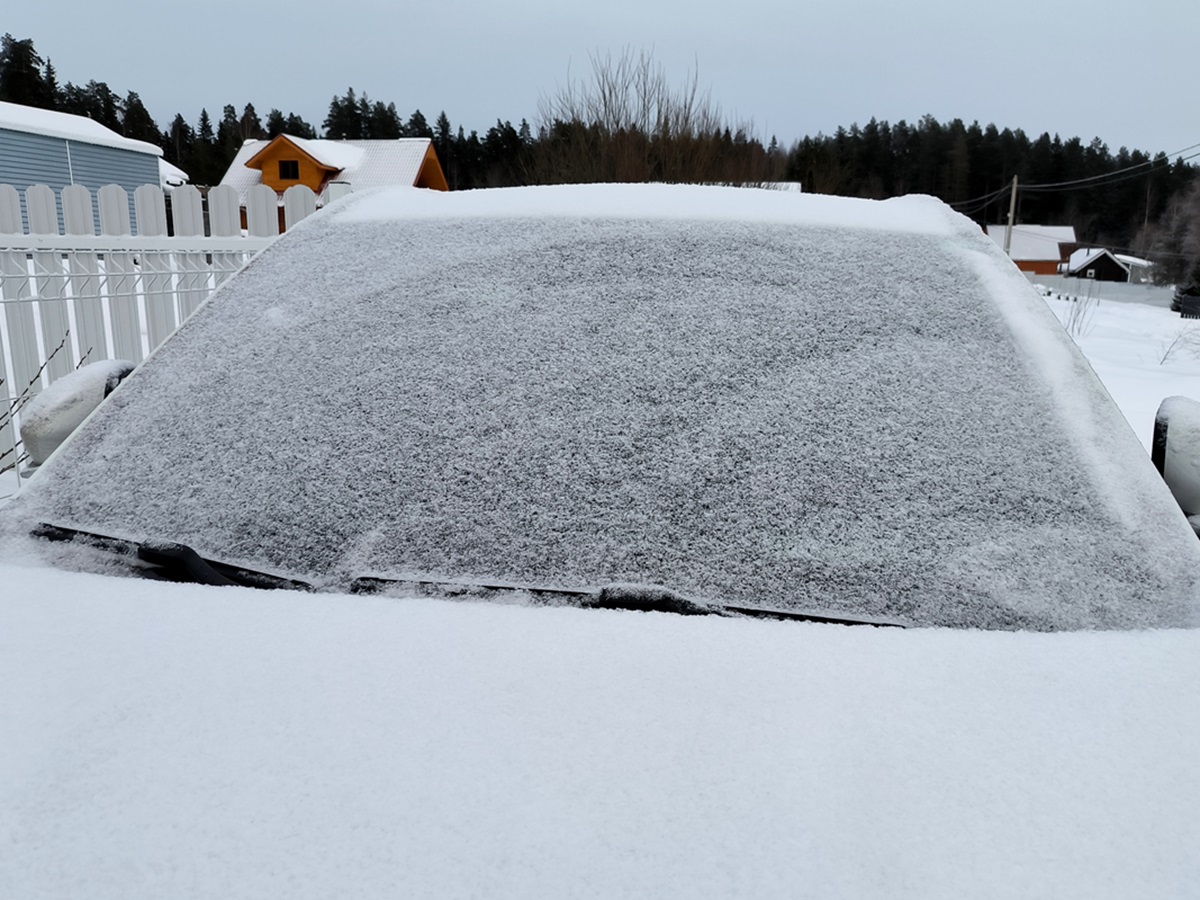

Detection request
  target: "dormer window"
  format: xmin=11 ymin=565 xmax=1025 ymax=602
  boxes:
xmin=279 ymin=160 xmax=300 ymax=180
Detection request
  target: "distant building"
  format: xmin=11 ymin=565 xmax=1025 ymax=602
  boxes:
xmin=0 ymin=100 xmax=162 ymax=191
xmin=985 ymin=224 xmax=1077 ymax=276
xmin=0 ymin=100 xmax=176 ymax=225
xmin=1068 ymin=248 xmax=1153 ymax=284
xmin=218 ymin=135 xmax=448 ymax=209
xmin=1114 ymin=253 xmax=1153 ymax=285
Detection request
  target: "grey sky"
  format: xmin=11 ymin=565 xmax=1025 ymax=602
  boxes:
xmin=8 ymin=0 xmax=1198 ymax=159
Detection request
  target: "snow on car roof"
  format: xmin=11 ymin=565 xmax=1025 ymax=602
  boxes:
xmin=4 ymin=184 xmax=1198 ymax=630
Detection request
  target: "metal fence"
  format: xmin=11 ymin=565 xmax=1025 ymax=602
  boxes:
xmin=0 ymin=181 xmax=320 ymax=480
xmin=1025 ymin=273 xmax=1175 ymax=307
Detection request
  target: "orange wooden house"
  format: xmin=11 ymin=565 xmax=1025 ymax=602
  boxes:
xmin=218 ymin=134 xmax=448 ymax=229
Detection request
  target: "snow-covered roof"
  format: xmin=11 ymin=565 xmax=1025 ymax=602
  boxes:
xmin=158 ymin=157 xmax=189 ymax=190
xmin=0 ymin=100 xmax=162 ymax=156
xmin=1114 ymin=252 xmax=1152 ymax=268
xmin=985 ymin=224 xmax=1076 ymax=261
xmin=3 ymin=184 xmax=1197 ymax=631
xmin=218 ymin=136 xmax=434 ymax=201
xmin=1068 ymin=247 xmax=1128 ymax=275
xmin=280 ymin=135 xmax=365 ymax=170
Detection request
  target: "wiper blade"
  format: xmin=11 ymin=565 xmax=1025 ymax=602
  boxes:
xmin=32 ymin=523 xmax=315 ymax=592
xmin=32 ymin=522 xmax=905 ymax=626
xmin=353 ymin=574 xmax=906 ymax=628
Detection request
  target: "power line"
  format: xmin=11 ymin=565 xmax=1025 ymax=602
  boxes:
xmin=948 ymin=182 xmax=1013 ymax=212
xmin=949 ymin=138 xmax=1200 ymax=213
xmin=1021 ymin=150 xmax=1200 ymax=193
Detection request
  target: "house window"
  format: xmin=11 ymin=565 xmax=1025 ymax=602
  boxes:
xmin=278 ymin=160 xmax=300 ymax=180
xmin=1086 ymin=268 xmax=1096 ymax=279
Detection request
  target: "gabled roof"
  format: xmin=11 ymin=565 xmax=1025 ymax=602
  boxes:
xmin=218 ymin=136 xmax=441 ymax=201
xmin=0 ymin=100 xmax=162 ymax=157
xmin=1068 ymin=247 xmax=1129 ymax=276
xmin=244 ymin=135 xmax=360 ymax=174
xmin=985 ymin=224 xmax=1077 ymax=261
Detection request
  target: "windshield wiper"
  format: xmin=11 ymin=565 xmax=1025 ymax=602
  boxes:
xmin=33 ymin=522 xmax=905 ymax=626
xmin=352 ymin=574 xmax=906 ymax=627
xmin=32 ymin=523 xmax=315 ymax=592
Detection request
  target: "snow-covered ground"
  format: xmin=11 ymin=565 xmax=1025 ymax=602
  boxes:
xmin=1 ymin=560 xmax=1198 ymax=900
xmin=1038 ymin=288 xmax=1200 ymax=451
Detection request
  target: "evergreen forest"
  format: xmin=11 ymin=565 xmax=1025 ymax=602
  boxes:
xmin=2 ymin=35 xmax=1199 ymax=284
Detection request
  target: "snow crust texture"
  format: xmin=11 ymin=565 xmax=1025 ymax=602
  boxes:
xmin=5 ymin=185 xmax=1198 ymax=629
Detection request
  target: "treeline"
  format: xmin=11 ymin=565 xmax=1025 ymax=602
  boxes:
xmin=785 ymin=117 xmax=1198 ymax=268
xmin=3 ymin=35 xmax=1198 ymax=282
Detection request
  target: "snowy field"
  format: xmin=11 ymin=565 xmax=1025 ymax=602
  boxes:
xmin=2 ymin=188 xmax=1199 ymax=899
xmin=1038 ymin=287 xmax=1200 ymax=451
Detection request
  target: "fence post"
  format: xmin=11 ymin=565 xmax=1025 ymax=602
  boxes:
xmin=97 ymin=185 xmax=143 ymax=363
xmin=99 ymin=185 xmax=143 ymax=362
xmin=134 ymin=184 xmax=176 ymax=351
xmin=208 ymin=185 xmax=240 ymax=237
xmin=0 ymin=184 xmax=35 ymax=467
xmin=63 ymin=185 xmax=108 ymax=366
xmin=208 ymin=184 xmax=248 ymax=294
xmin=171 ymin=185 xmax=208 ymax=320
xmin=26 ymin=185 xmax=73 ymax=381
xmin=0 ymin=183 xmax=38 ymax=392
xmin=284 ymin=185 xmax=317 ymax=231
xmin=246 ymin=185 xmax=280 ymax=238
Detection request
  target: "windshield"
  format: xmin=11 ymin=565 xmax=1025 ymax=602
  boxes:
xmin=4 ymin=185 xmax=1197 ymax=630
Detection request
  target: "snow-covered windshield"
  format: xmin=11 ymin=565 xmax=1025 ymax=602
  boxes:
xmin=4 ymin=185 xmax=1198 ymax=630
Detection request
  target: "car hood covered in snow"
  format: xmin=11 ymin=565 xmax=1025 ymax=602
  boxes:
xmin=3 ymin=184 xmax=1198 ymax=629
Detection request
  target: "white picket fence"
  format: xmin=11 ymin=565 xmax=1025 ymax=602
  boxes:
xmin=0 ymin=181 xmax=322 ymax=482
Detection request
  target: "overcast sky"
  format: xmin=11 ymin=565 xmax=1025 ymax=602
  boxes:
xmin=8 ymin=0 xmax=1198 ymax=159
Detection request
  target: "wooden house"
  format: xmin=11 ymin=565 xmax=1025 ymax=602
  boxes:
xmin=218 ymin=135 xmax=448 ymax=229
xmin=985 ymin=224 xmax=1077 ymax=275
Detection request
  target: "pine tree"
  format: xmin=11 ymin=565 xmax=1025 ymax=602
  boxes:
xmin=64 ymin=80 xmax=121 ymax=130
xmin=239 ymin=102 xmax=264 ymax=140
xmin=265 ymin=108 xmax=287 ymax=138
xmin=121 ymin=91 xmax=159 ymax=143
xmin=406 ymin=109 xmax=432 ymax=140
xmin=42 ymin=58 xmax=58 ymax=109
xmin=0 ymin=34 xmax=53 ymax=107
xmin=366 ymin=101 xmax=400 ymax=139
xmin=197 ymin=108 xmax=214 ymax=144
xmin=324 ymin=88 xmax=362 ymax=139
xmin=284 ymin=113 xmax=316 ymax=139
xmin=434 ymin=112 xmax=454 ymax=187
xmin=435 ymin=111 xmax=452 ymax=152
xmin=216 ymin=104 xmax=242 ymax=163
xmin=162 ymin=113 xmax=195 ymax=167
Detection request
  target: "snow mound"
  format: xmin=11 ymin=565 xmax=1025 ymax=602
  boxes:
xmin=19 ymin=359 xmax=134 ymax=465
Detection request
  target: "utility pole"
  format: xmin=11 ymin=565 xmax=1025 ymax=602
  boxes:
xmin=1003 ymin=175 xmax=1018 ymax=257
